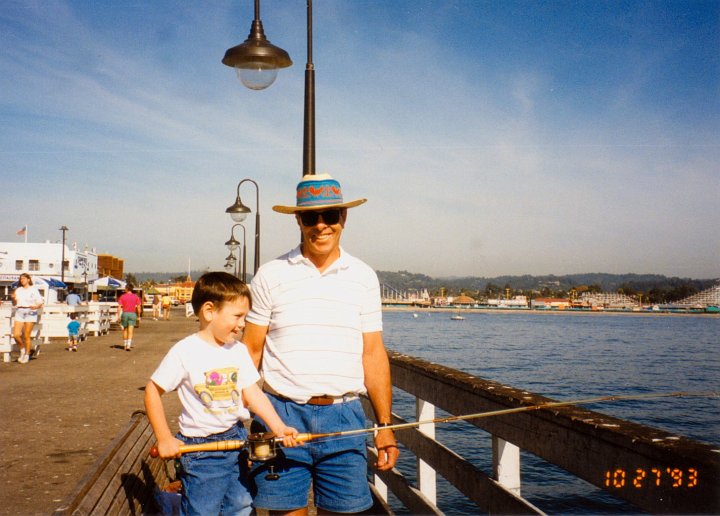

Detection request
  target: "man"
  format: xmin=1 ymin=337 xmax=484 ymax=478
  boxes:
xmin=244 ymin=174 xmax=399 ymax=515
xmin=117 ymin=284 xmax=141 ymax=351
xmin=65 ymin=289 xmax=82 ymax=306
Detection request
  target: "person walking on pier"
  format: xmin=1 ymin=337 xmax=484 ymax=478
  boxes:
xmin=11 ymin=273 xmax=43 ymax=364
xmin=152 ymin=294 xmax=162 ymax=320
xmin=243 ymin=173 xmax=399 ymax=514
xmin=144 ymin=272 xmax=299 ymax=516
xmin=117 ymin=284 xmax=141 ymax=351
xmin=161 ymin=292 xmax=172 ymax=320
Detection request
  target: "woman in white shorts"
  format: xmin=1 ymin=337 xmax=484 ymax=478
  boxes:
xmin=12 ymin=273 xmax=44 ymax=364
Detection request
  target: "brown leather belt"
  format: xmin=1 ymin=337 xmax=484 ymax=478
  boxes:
xmin=306 ymin=395 xmax=347 ymax=406
xmin=263 ymin=383 xmax=357 ymax=405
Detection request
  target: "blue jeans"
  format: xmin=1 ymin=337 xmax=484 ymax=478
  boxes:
xmin=251 ymin=395 xmax=372 ymax=513
xmin=178 ymin=424 xmax=252 ymax=516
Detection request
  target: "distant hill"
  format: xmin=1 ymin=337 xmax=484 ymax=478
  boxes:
xmin=128 ymin=270 xmax=210 ymax=283
xmin=376 ymin=270 xmax=718 ymax=303
xmin=126 ymin=269 xmax=718 ymax=304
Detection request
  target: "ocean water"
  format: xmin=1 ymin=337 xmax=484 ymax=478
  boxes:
xmin=380 ymin=311 xmax=720 ymax=514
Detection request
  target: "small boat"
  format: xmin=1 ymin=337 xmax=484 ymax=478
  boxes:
xmin=412 ymin=313 xmax=419 ymax=318
xmin=450 ymin=314 xmax=465 ymax=320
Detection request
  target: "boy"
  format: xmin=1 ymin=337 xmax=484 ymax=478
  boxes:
xmin=144 ymin=272 xmax=298 ymax=516
xmin=66 ymin=313 xmax=81 ymax=351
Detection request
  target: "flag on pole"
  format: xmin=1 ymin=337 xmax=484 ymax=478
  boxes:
xmin=16 ymin=226 xmax=27 ymax=236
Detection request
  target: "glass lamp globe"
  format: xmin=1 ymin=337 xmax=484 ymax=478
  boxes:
xmin=229 ymin=211 xmax=249 ymax=223
xmin=225 ymin=236 xmax=240 ymax=251
xmin=236 ymin=63 xmax=279 ymax=91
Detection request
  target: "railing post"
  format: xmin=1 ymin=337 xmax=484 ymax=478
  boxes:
xmin=373 ymin=471 xmax=388 ymax=504
xmin=492 ymin=436 xmax=522 ymax=496
xmin=417 ymin=398 xmax=437 ymax=504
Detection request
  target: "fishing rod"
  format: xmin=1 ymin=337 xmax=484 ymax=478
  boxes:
xmin=150 ymin=390 xmax=718 ymax=461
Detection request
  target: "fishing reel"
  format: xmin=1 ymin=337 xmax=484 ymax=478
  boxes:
xmin=247 ymin=431 xmax=281 ymax=481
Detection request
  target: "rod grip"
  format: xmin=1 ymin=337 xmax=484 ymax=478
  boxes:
xmin=149 ymin=439 xmax=246 ymax=458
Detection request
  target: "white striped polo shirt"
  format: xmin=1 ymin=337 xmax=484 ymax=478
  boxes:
xmin=247 ymin=246 xmax=383 ymax=404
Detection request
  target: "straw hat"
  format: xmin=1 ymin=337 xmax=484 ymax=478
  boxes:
xmin=272 ymin=174 xmax=367 ymax=214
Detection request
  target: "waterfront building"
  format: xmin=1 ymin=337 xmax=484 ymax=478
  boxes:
xmin=579 ymin=291 xmax=637 ymax=309
xmin=531 ymin=297 xmax=571 ymax=310
xmin=488 ymin=295 xmax=529 ymax=308
xmin=97 ymin=254 xmax=124 ymax=279
xmin=153 ymin=279 xmax=195 ymax=304
xmin=0 ymin=240 xmax=111 ymax=301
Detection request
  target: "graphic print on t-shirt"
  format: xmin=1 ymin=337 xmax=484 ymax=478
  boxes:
xmin=193 ymin=367 xmax=241 ymax=414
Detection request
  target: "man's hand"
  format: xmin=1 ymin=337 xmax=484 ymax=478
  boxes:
xmin=374 ymin=428 xmax=399 ymax=471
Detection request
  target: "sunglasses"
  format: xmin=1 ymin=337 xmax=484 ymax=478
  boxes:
xmin=298 ymin=209 xmax=343 ymax=227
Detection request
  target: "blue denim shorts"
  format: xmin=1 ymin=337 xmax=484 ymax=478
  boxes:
xmin=178 ymin=424 xmax=252 ymax=516
xmin=251 ymin=395 xmax=372 ymax=513
xmin=15 ymin=308 xmax=38 ymax=323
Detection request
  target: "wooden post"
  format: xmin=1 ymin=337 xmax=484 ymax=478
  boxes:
xmin=417 ymin=398 xmax=437 ymax=504
xmin=493 ymin=436 xmax=521 ymax=496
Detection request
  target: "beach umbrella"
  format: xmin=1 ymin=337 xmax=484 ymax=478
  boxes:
xmin=91 ymin=276 xmax=126 ymax=290
xmin=11 ymin=277 xmax=67 ymax=289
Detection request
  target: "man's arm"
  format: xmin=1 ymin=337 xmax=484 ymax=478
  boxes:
xmin=243 ymin=321 xmax=269 ymax=369
xmin=362 ymin=331 xmax=399 ymax=471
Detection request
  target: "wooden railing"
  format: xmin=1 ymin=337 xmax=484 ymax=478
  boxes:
xmin=0 ymin=302 xmax=118 ymax=360
xmin=364 ymin=351 xmax=719 ymax=514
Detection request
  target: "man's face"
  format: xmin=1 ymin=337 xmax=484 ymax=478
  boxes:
xmin=296 ymin=208 xmax=346 ymax=262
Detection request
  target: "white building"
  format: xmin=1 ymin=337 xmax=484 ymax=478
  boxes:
xmin=0 ymin=241 xmax=99 ymax=300
xmin=487 ymin=295 xmax=529 ymax=307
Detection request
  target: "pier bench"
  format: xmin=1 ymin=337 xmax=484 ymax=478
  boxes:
xmin=54 ymin=410 xmax=392 ymax=516
xmin=53 ymin=411 xmax=176 ymax=516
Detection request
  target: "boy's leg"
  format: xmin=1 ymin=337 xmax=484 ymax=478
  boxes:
xmin=178 ymin=428 xmax=252 ymax=516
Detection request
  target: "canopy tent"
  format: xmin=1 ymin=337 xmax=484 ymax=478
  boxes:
xmin=89 ymin=276 xmax=126 ymax=291
xmin=10 ymin=277 xmax=66 ymax=304
xmin=11 ymin=277 xmax=67 ymax=289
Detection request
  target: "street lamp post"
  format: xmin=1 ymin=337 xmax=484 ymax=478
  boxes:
xmin=224 ymin=250 xmax=238 ymax=276
xmin=222 ymin=0 xmax=292 ymax=90
xmin=223 ymin=0 xmax=316 ymax=177
xmin=224 ymin=224 xmax=247 ymax=283
xmin=225 ymin=180 xmax=259 ymax=277
xmin=82 ymin=268 xmax=89 ymax=302
xmin=59 ymin=225 xmax=69 ymax=284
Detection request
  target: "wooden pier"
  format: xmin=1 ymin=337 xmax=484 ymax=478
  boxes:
xmin=2 ymin=309 xmax=717 ymax=514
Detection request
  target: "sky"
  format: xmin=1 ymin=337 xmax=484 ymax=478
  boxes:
xmin=1 ymin=0 xmax=718 ymax=279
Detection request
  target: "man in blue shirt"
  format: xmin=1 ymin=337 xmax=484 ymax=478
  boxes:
xmin=66 ymin=289 xmax=82 ymax=306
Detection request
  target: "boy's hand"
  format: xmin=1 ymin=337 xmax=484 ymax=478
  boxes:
xmin=156 ymin=436 xmax=184 ymax=459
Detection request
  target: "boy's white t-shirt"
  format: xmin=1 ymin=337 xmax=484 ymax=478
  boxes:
xmin=151 ymin=334 xmax=260 ymax=437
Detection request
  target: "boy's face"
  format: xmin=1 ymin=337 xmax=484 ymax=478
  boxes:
xmin=207 ymin=296 xmax=250 ymax=345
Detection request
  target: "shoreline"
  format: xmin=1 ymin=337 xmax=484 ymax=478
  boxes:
xmin=382 ymin=305 xmax=719 ymax=317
